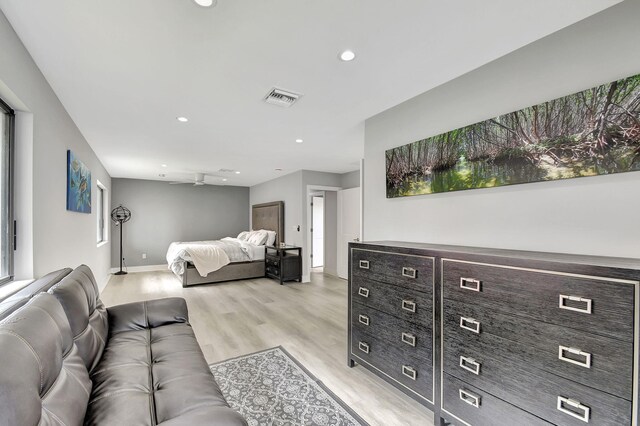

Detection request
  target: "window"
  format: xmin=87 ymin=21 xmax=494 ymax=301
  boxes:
xmin=96 ymin=180 xmax=108 ymax=245
xmin=0 ymin=98 xmax=14 ymax=284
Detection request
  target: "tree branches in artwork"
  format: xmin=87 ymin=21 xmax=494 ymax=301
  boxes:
xmin=386 ymin=74 xmax=640 ymax=197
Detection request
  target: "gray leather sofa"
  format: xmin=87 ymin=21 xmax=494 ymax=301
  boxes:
xmin=0 ymin=265 xmax=246 ymax=426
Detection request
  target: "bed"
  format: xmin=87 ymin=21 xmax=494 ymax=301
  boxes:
xmin=168 ymin=201 xmax=284 ymax=287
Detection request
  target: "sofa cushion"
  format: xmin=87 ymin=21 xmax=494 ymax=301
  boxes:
xmin=0 ymin=293 xmax=92 ymax=426
xmin=49 ymin=264 xmax=108 ymax=372
xmin=85 ymin=299 xmax=246 ymax=425
xmin=107 ymin=297 xmax=190 ymax=335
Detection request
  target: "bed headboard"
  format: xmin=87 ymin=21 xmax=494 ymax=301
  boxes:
xmin=252 ymin=201 xmax=284 ymax=245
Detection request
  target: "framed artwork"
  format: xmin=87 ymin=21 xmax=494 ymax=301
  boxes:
xmin=66 ymin=150 xmax=91 ymax=213
xmin=386 ymin=73 xmax=640 ymax=198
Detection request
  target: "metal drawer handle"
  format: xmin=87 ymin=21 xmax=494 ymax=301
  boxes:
xmin=460 ymin=277 xmax=481 ymax=292
xmin=557 ymin=396 xmax=590 ymax=423
xmin=358 ymin=287 xmax=369 ymax=298
xmin=358 ymin=314 xmax=370 ymax=326
xmin=401 ymin=332 xmax=416 ymax=347
xmin=460 ymin=356 xmax=481 ymax=375
xmin=358 ymin=341 xmax=370 ymax=354
xmin=559 ymin=295 xmax=592 ymax=314
xmin=558 ymin=346 xmax=591 ymax=369
xmin=459 ymin=317 xmax=481 ymax=334
xmin=459 ymin=389 xmax=481 ymax=408
xmin=359 ymin=260 xmax=370 ymax=269
xmin=401 ymin=300 xmax=416 ymax=313
xmin=401 ymin=365 xmax=417 ymax=380
xmin=402 ymin=267 xmax=417 ymax=279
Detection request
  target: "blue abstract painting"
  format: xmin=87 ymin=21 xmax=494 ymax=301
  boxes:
xmin=66 ymin=150 xmax=91 ymax=213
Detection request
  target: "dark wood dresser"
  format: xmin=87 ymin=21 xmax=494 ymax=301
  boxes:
xmin=348 ymin=241 xmax=640 ymax=426
xmin=348 ymin=245 xmax=435 ymax=406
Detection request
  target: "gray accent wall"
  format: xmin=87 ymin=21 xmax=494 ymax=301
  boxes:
xmin=364 ymin=1 xmax=640 ymax=259
xmin=250 ymin=171 xmax=303 ymax=247
xmin=111 ymin=178 xmax=249 ymax=268
xmin=340 ymin=170 xmax=360 ymax=189
xmin=0 ymin=10 xmax=112 ymax=287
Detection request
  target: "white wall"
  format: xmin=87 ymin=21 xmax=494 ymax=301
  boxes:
xmin=364 ymin=1 xmax=640 ymax=259
xmin=0 ymin=11 xmax=112 ymax=286
xmin=323 ymin=191 xmax=338 ymax=277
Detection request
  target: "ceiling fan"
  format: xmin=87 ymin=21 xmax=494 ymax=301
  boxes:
xmin=169 ymin=172 xmax=215 ymax=186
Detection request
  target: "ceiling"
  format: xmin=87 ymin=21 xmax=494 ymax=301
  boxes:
xmin=0 ymin=0 xmax=620 ymax=186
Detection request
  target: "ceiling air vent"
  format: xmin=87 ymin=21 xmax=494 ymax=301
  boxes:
xmin=263 ymin=88 xmax=301 ymax=108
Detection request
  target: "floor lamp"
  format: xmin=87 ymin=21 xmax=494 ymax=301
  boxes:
xmin=110 ymin=205 xmax=131 ymax=275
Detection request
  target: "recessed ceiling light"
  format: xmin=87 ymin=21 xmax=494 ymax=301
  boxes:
xmin=295 ymin=139 xmax=303 ymax=144
xmin=177 ymin=117 xmax=189 ymax=122
xmin=222 ymin=178 xmax=228 ymax=182
xmin=235 ymin=171 xmax=241 ymax=174
xmin=193 ymin=0 xmax=217 ymax=7
xmin=339 ymin=50 xmax=356 ymax=62
xmin=161 ymin=164 xmax=167 ymax=168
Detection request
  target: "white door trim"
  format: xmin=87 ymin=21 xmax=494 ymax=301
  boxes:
xmin=305 ymin=185 xmax=342 ymax=282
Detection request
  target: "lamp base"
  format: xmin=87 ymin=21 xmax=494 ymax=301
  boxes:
xmin=114 ymin=271 xmax=128 ymax=275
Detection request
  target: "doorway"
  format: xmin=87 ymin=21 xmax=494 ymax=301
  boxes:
xmin=305 ymin=185 xmax=341 ymax=281
xmin=311 ymin=194 xmax=324 ymax=269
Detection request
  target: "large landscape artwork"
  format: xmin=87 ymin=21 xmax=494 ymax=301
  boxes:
xmin=386 ymin=74 xmax=640 ymax=198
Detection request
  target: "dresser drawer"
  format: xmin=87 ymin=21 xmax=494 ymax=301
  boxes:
xmin=351 ymin=277 xmax=431 ymax=326
xmin=351 ymin=328 xmax=432 ymax=400
xmin=443 ymin=298 xmax=633 ymax=399
xmin=352 ymin=248 xmax=433 ymax=293
xmin=442 ymin=373 xmax=552 ymax=426
xmin=442 ymin=259 xmax=635 ymax=342
xmin=443 ymin=338 xmax=632 ymax=425
xmin=352 ymin=301 xmax=432 ymax=363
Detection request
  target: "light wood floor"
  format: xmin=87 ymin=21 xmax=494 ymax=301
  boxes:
xmin=102 ymin=270 xmax=434 ymax=426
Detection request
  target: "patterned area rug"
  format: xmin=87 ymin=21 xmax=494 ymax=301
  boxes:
xmin=210 ymin=347 xmax=368 ymax=426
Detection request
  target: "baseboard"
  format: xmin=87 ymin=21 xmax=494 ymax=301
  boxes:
xmin=109 ymin=264 xmax=166 ymax=274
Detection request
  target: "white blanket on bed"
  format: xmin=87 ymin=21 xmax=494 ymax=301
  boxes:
xmin=166 ymin=238 xmax=254 ymax=277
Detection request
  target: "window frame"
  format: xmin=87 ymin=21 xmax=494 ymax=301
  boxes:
xmin=96 ymin=180 xmax=108 ymax=247
xmin=0 ymin=97 xmax=15 ymax=285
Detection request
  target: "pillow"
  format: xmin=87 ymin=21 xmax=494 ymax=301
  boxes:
xmin=247 ymin=230 xmax=268 ymax=245
xmin=237 ymin=231 xmax=250 ymax=241
xmin=264 ymin=230 xmax=277 ymax=247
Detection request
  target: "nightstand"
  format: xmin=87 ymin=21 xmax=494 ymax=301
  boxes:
xmin=265 ymin=245 xmax=302 ymax=284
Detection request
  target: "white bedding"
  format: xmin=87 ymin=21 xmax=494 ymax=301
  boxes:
xmin=166 ymin=237 xmax=260 ymax=277
xmin=248 ymin=244 xmax=266 ymax=261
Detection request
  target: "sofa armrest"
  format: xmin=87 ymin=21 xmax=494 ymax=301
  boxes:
xmin=107 ymin=297 xmax=189 ymax=335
